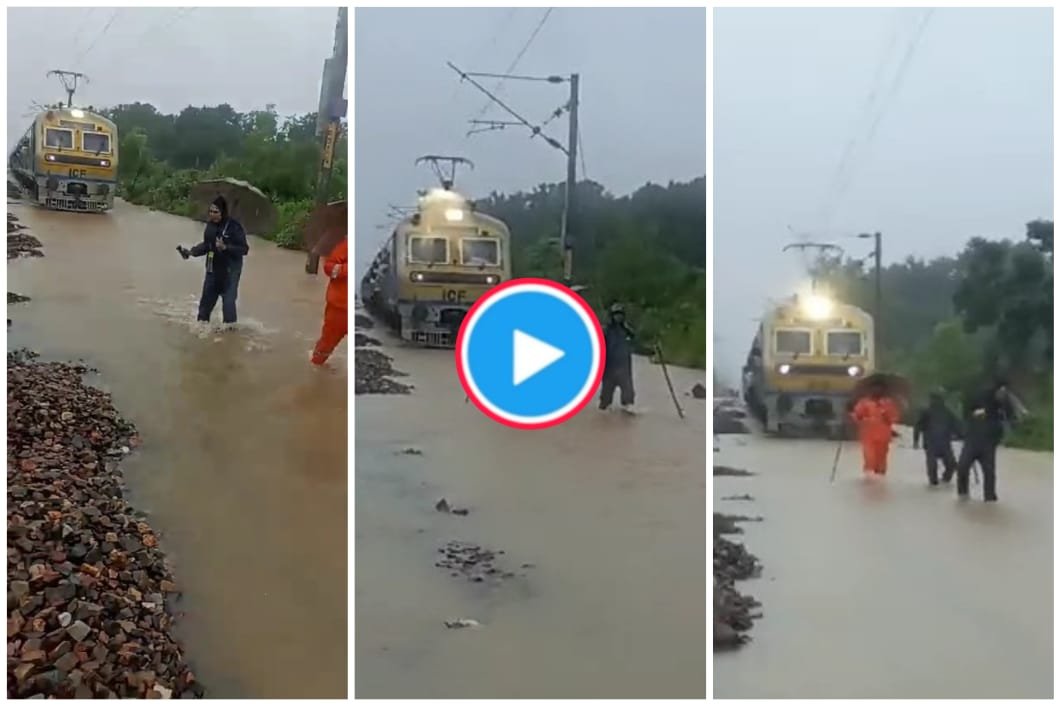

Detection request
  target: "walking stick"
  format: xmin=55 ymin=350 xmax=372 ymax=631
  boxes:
xmin=829 ymin=437 xmax=843 ymax=483
xmin=654 ymin=340 xmax=684 ymax=420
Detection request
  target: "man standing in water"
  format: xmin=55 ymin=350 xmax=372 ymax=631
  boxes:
xmin=850 ymin=380 xmax=900 ymax=477
xmin=955 ymin=378 xmax=1017 ymax=502
xmin=913 ymin=389 xmax=962 ymax=486
xmin=178 ymin=196 xmax=249 ymax=327
xmin=599 ymin=302 xmax=636 ymax=413
xmin=311 ymin=236 xmax=348 ymax=366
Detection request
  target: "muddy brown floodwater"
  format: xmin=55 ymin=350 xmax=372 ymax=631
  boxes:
xmin=713 ymin=430 xmax=1053 ymax=699
xmin=355 ymin=321 xmax=707 ymax=698
xmin=7 ymin=200 xmax=347 ymax=698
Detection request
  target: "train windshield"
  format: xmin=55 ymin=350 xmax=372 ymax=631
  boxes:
xmin=774 ymin=329 xmax=811 ymax=355
xmin=408 ymin=236 xmax=448 ymax=264
xmin=82 ymin=132 xmax=111 ymax=154
xmin=44 ymin=128 xmax=73 ymax=150
xmin=827 ymin=330 xmax=863 ymax=356
xmin=460 ymin=238 xmax=500 ymax=266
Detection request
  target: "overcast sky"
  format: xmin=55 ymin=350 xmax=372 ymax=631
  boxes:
xmin=714 ymin=7 xmax=1052 ymax=382
xmin=354 ymin=7 xmax=706 ymax=274
xmin=7 ymin=7 xmax=338 ymax=150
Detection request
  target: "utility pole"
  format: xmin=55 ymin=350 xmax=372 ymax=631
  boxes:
xmin=859 ymin=231 xmax=883 ymax=357
xmin=306 ymin=7 xmax=348 ymax=275
xmin=46 ymin=70 xmax=88 ymax=107
xmin=448 ymin=63 xmax=580 ymax=286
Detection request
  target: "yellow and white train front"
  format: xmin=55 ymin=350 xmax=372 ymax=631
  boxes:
xmin=33 ymin=109 xmax=118 ymax=211
xmin=396 ymin=211 xmax=510 ymax=346
xmin=757 ymin=294 xmax=875 ymax=434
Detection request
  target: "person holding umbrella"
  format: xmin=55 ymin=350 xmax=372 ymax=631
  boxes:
xmin=849 ymin=375 xmax=902 ymax=477
xmin=178 ymin=195 xmax=249 ymax=326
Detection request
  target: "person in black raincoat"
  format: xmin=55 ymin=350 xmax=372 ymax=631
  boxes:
xmin=955 ymin=378 xmax=1017 ymax=502
xmin=912 ymin=389 xmax=962 ymax=486
xmin=599 ymin=302 xmax=636 ymax=411
xmin=178 ymin=195 xmax=249 ymax=325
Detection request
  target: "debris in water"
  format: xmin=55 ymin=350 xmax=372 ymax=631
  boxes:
xmin=721 ymin=494 xmax=755 ymax=502
xmin=355 ymin=349 xmax=412 ymax=396
xmin=435 ymin=541 xmax=519 ymax=584
xmin=8 ymin=292 xmax=30 ymax=304
xmin=397 ymin=447 xmax=422 ymax=456
xmin=435 ymin=498 xmax=450 ymax=513
xmin=354 ymin=332 xmax=381 ymax=347
xmin=714 ymin=465 xmax=754 ymax=477
xmin=713 ymin=402 xmax=749 ymax=434
xmin=690 ymin=383 xmax=707 ymax=399
xmin=714 ymin=502 xmax=763 ymax=651
xmin=354 ymin=314 xmax=374 ymax=330
xmin=6 ymin=349 xmax=203 ymax=698
xmin=443 ymin=618 xmax=482 ymax=629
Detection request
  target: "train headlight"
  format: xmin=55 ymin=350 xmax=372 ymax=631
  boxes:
xmin=802 ymin=294 xmax=833 ymax=320
xmin=444 ymin=208 xmax=464 ymax=222
xmin=485 ymin=275 xmax=497 ymax=285
xmin=70 ymin=109 xmax=85 ymax=118
xmin=410 ymin=272 xmax=425 ymax=282
xmin=847 ymin=365 xmax=862 ymax=377
xmin=45 ymin=154 xmax=56 ymax=162
xmin=99 ymin=159 xmax=110 ymax=167
xmin=777 ymin=363 xmax=792 ymax=375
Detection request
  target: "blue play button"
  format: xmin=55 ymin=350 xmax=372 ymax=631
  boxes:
xmin=456 ymin=278 xmax=605 ymax=429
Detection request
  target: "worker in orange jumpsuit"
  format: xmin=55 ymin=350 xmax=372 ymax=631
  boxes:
xmin=850 ymin=382 xmax=900 ymax=476
xmin=311 ymin=237 xmax=348 ymax=366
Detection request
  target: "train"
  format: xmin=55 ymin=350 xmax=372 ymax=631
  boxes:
xmin=360 ymin=185 xmax=512 ymax=347
xmin=741 ymin=292 xmax=875 ymax=437
xmin=9 ymin=105 xmax=118 ymax=212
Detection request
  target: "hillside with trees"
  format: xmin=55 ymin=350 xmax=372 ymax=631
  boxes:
xmin=101 ymin=102 xmax=346 ymax=246
xmin=476 ymin=178 xmax=706 ymax=368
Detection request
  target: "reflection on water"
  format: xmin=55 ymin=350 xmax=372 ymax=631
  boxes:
xmin=713 ymin=434 xmax=1053 ymax=699
xmin=7 ymin=201 xmax=347 ymax=698
xmin=356 ymin=332 xmax=707 ymax=699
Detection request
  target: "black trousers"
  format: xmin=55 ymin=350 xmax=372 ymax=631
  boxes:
xmin=599 ymin=367 xmax=634 ymax=408
xmin=197 ymin=260 xmax=243 ymax=324
xmin=956 ymin=440 xmax=998 ymax=500
xmin=925 ymin=443 xmax=957 ymax=484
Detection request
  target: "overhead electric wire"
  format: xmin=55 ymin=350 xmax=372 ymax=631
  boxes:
xmin=74 ymin=8 xmax=122 ymax=65
xmin=474 ymin=8 xmax=554 ymax=120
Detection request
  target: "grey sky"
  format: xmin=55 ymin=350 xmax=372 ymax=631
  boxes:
xmin=7 ymin=7 xmax=338 ymax=149
xmin=714 ymin=7 xmax=1052 ymax=382
xmin=354 ymin=7 xmax=706 ymax=275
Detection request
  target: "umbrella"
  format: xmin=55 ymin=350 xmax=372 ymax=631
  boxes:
xmin=189 ymin=178 xmax=278 ymax=236
xmin=303 ymin=200 xmax=347 ymax=256
xmin=850 ymin=372 xmax=912 ymax=402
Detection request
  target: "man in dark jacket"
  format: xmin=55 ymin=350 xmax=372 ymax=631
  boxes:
xmin=599 ymin=302 xmax=636 ymax=412
xmin=912 ymin=389 xmax=962 ymax=486
xmin=179 ymin=195 xmax=249 ymax=326
xmin=955 ymin=378 xmax=1017 ymax=502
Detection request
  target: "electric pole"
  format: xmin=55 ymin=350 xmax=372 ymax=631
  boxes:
xmin=448 ymin=63 xmax=580 ymax=286
xmin=47 ymin=70 xmax=88 ymax=107
xmin=859 ymin=231 xmax=883 ymax=357
xmin=306 ymin=7 xmax=348 ymax=275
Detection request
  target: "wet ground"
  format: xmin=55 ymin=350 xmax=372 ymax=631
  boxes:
xmin=713 ymin=428 xmax=1053 ymax=699
xmin=355 ymin=318 xmax=707 ymax=698
xmin=7 ymin=199 xmax=347 ymax=698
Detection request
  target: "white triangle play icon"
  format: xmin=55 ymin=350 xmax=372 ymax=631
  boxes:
xmin=512 ymin=329 xmax=565 ymax=386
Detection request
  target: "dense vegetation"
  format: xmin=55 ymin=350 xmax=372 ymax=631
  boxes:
xmin=477 ymin=178 xmax=706 ymax=368
xmin=101 ymin=102 xmax=346 ymax=247
xmin=812 ymin=220 xmax=1053 ymax=450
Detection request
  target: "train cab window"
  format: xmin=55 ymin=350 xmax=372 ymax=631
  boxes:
xmin=82 ymin=132 xmax=111 ymax=154
xmin=44 ymin=128 xmax=74 ymax=150
xmin=827 ymin=330 xmax=863 ymax=356
xmin=774 ymin=329 xmax=812 ymax=355
xmin=408 ymin=236 xmax=448 ymax=264
xmin=460 ymin=237 xmax=500 ymax=266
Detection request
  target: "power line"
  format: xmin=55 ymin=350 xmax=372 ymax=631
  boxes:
xmin=474 ymin=8 xmax=554 ymax=120
xmin=75 ymin=8 xmax=122 ymax=65
xmin=90 ymin=8 xmax=195 ymax=76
